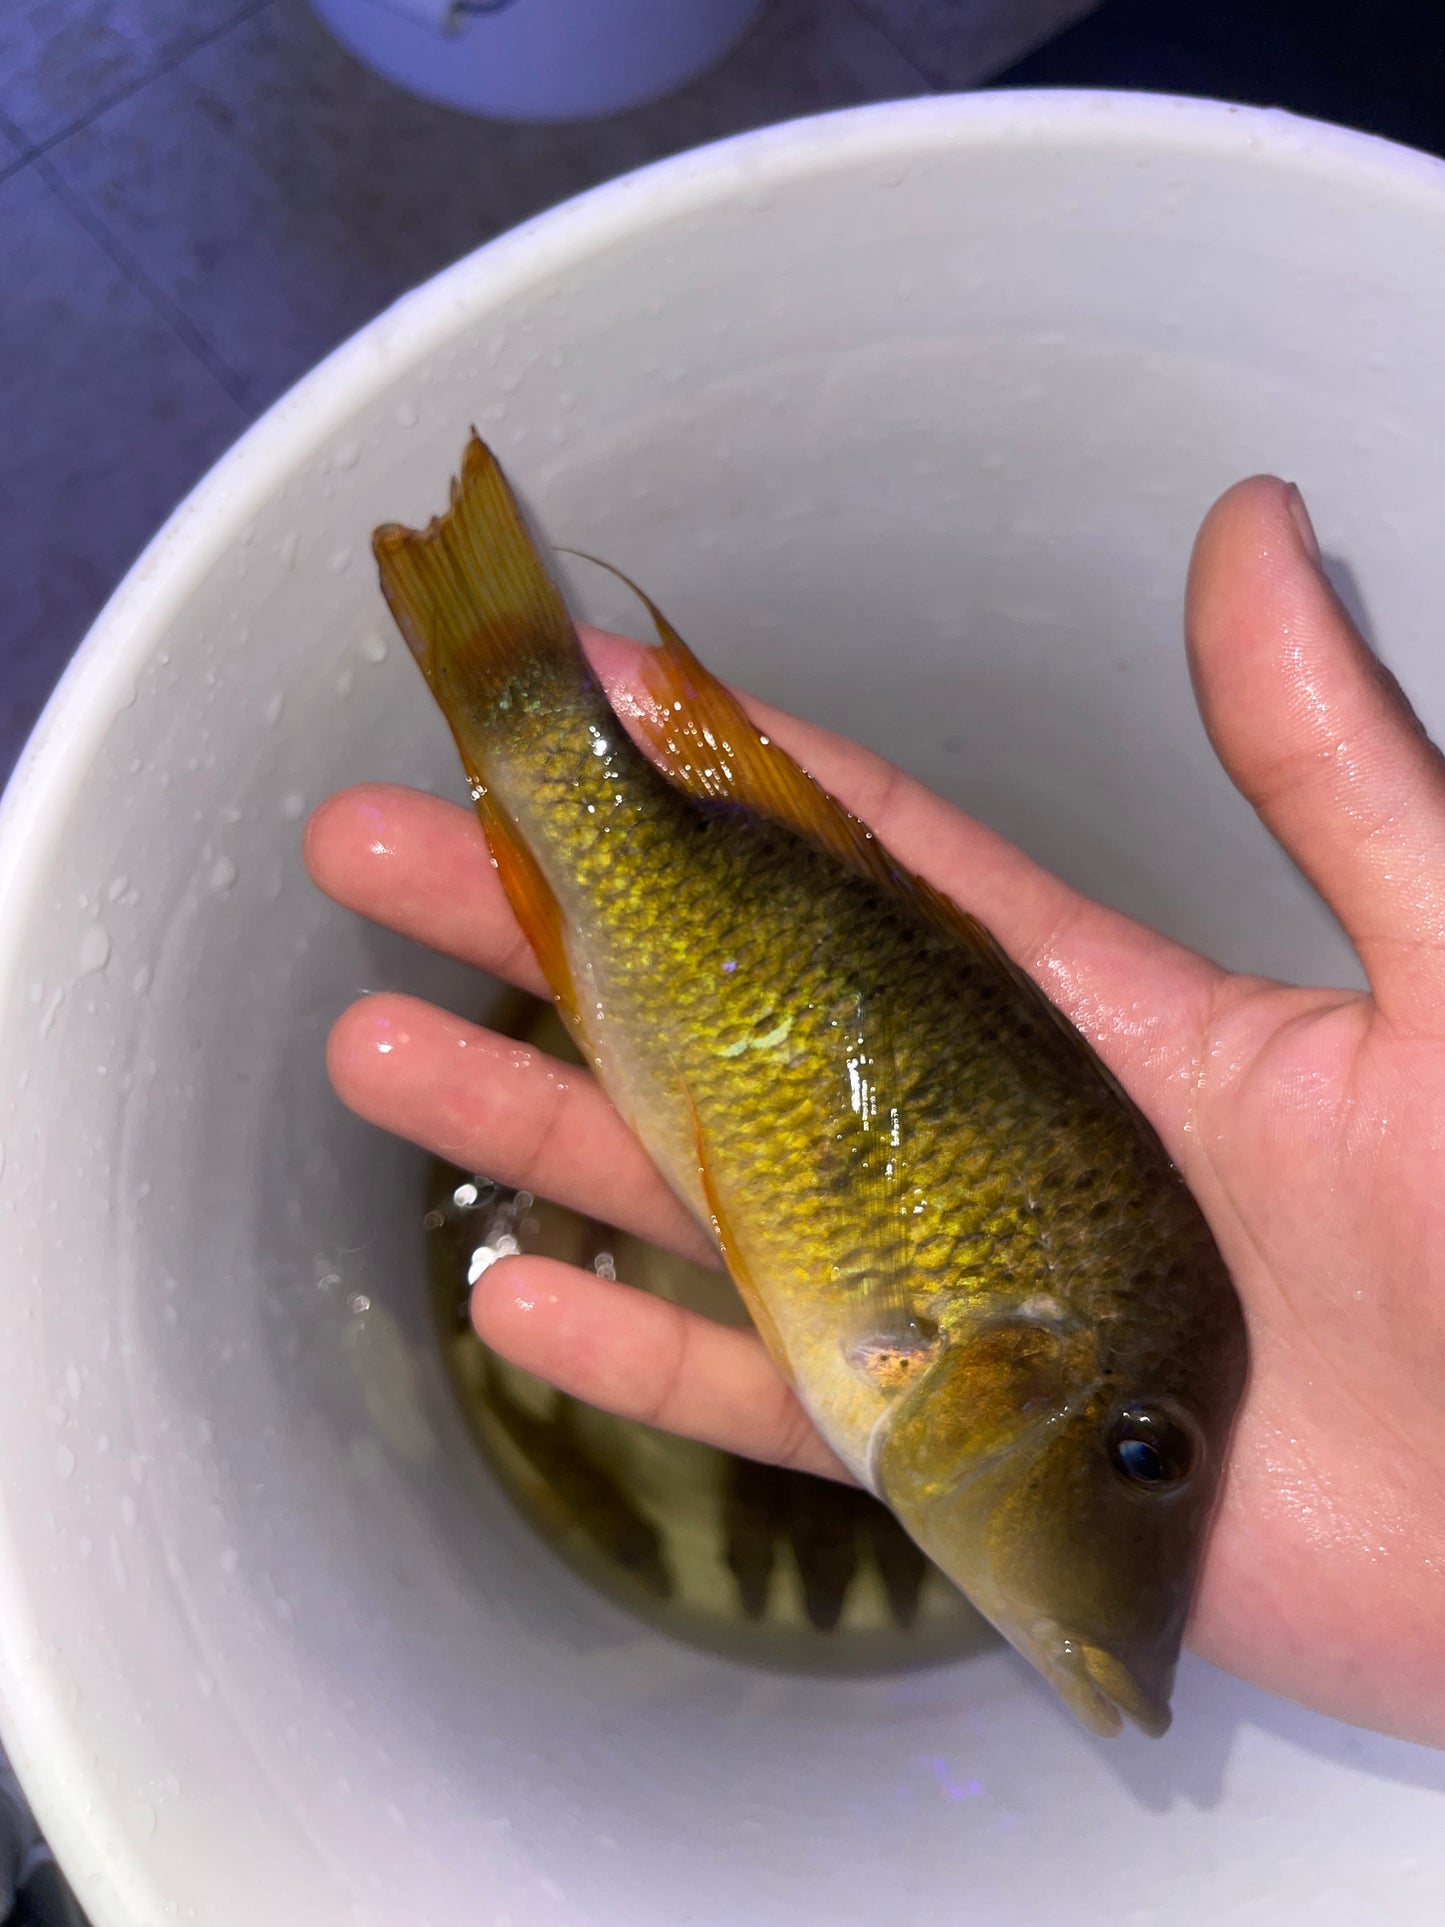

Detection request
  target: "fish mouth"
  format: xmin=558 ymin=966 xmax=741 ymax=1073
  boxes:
xmin=1025 ymin=1619 xmax=1172 ymax=1739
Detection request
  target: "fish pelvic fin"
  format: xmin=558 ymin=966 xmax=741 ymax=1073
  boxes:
xmin=373 ymin=432 xmax=583 ymax=712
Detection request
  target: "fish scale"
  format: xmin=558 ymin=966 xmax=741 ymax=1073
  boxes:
xmin=371 ymin=435 xmax=1247 ymax=1737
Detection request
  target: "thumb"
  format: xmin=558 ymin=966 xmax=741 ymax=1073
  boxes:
xmin=1186 ymin=475 xmax=1445 ymax=1026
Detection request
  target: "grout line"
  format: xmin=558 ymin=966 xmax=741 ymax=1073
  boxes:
xmin=17 ymin=0 xmax=274 ymax=164
xmin=838 ymin=0 xmax=948 ymax=90
xmin=0 ymin=101 xmax=31 ymax=179
xmin=31 ymin=148 xmax=252 ymax=411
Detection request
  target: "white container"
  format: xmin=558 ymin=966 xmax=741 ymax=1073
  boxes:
xmin=309 ymin=0 xmax=765 ymax=121
xmin=2 ymin=93 xmax=1445 ymax=1927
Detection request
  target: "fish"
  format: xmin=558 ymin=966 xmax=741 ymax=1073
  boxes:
xmin=372 ymin=434 xmax=1249 ymax=1736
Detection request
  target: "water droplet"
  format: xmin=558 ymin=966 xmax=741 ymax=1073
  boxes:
xmin=55 ymin=1444 xmax=76 ymax=1478
xmin=350 ymin=1293 xmax=371 ymax=1316
xmin=360 ymin=631 xmax=388 ymax=664
xmin=264 ymin=690 xmax=285 ymax=728
xmin=120 ymin=1494 xmax=138 ymax=1528
xmin=79 ymin=924 xmax=111 ymax=974
xmin=208 ymin=856 xmax=238 ymax=894
xmin=876 ymin=159 xmax=909 ymax=189
xmin=279 ymin=532 xmax=300 ymax=568
xmin=332 ymin=439 xmax=361 ymax=470
xmin=396 ymin=400 xmax=419 ymax=428
xmin=330 ymin=546 xmax=354 ymax=575
xmin=133 ymin=1801 xmax=156 ymax=1842
xmin=220 ymin=1546 xmax=239 ymax=1576
xmin=132 ymin=962 xmax=152 ymax=996
xmin=240 ymin=522 xmax=257 ymax=547
xmin=281 ymin=790 xmax=306 ymax=822
xmin=335 ymin=667 xmax=354 ymax=696
xmin=106 ymin=875 xmax=127 ymax=903
xmin=40 ymin=986 xmax=65 ymax=1036
xmin=65 ymin=1362 xmax=82 ymax=1403
xmin=114 ymin=677 xmax=138 ymax=711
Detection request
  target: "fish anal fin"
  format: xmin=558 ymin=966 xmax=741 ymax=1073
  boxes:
xmin=563 ymin=551 xmax=1132 ymax=1116
xmin=471 ymin=780 xmax=581 ymax=1032
xmin=674 ymin=1074 xmax=791 ymax=1375
xmin=561 ymin=550 xmax=902 ymax=892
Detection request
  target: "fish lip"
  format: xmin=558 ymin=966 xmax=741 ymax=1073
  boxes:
xmin=1027 ymin=1618 xmax=1172 ymax=1740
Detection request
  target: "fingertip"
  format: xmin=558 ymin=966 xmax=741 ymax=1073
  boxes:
xmin=325 ymin=992 xmax=417 ymax=1109
xmin=303 ymin=783 xmax=405 ymax=894
xmin=1185 ymin=474 xmax=1339 ymax=731
xmin=1187 ymin=475 xmax=1304 ymax=616
xmin=470 ymin=1256 xmax=576 ymax=1373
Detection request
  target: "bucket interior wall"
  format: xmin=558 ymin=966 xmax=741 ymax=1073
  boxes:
xmin=2 ymin=100 xmax=1445 ymax=1927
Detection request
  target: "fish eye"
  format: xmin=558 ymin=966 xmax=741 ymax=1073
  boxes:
xmin=1106 ymin=1404 xmax=1200 ymax=1491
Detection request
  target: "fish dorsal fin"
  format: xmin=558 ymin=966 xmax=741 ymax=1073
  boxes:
xmin=566 ymin=555 xmax=1133 ymax=1113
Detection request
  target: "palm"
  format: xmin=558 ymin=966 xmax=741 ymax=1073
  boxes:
xmin=307 ymin=478 xmax=1445 ymax=1746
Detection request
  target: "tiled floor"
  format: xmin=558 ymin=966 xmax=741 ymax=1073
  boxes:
xmin=0 ymin=0 xmax=1095 ymax=784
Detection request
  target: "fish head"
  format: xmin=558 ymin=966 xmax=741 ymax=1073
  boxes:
xmin=875 ymin=1316 xmax=1234 ymax=1738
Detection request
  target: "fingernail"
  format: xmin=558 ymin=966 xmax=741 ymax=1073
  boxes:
xmin=1285 ymin=483 xmax=1321 ymax=565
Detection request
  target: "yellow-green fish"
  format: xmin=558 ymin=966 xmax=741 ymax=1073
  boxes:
xmin=373 ymin=436 xmax=1248 ymax=1736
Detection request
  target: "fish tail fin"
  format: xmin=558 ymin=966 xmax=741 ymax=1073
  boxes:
xmin=372 ymin=432 xmax=584 ymax=715
xmin=373 ymin=435 xmax=587 ymax=1028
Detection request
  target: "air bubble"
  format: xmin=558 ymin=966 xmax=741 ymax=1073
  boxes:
xmin=332 ymin=439 xmax=361 ymax=470
xmin=360 ymin=631 xmax=388 ymax=664
xmin=281 ymin=790 xmax=306 ymax=821
xmin=208 ymin=856 xmax=238 ymax=894
xmin=264 ymin=691 xmax=285 ymax=728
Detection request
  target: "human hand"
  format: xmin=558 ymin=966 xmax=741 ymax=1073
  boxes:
xmin=306 ymin=477 xmax=1445 ymax=1747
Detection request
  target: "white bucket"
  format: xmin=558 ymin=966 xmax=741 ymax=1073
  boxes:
xmin=2 ymin=92 xmax=1444 ymax=1927
xmin=309 ymin=0 xmax=765 ymax=121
